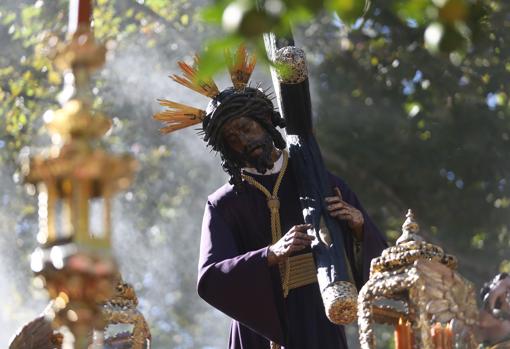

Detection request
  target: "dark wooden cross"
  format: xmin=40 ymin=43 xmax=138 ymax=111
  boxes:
xmin=263 ymin=31 xmax=358 ymax=324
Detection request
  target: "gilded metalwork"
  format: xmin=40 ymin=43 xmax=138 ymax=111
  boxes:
xmin=153 ymin=99 xmax=206 ymax=134
xmin=287 ymin=252 xmax=317 ymax=290
xmin=274 ymin=46 xmax=308 ymax=84
xmin=52 ymin=27 xmax=106 ymax=72
xmin=8 ymin=279 xmax=151 ymax=349
xmin=370 ymin=211 xmax=457 ymax=274
xmin=102 ymin=280 xmax=151 ymax=349
xmin=323 ymin=280 xmax=358 ymax=325
xmin=225 ymin=45 xmax=257 ymax=91
xmin=358 ymin=210 xmax=479 ymax=349
xmin=171 ymin=56 xmax=220 ymax=98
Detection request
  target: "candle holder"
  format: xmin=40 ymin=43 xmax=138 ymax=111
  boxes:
xmin=357 ymin=210 xmax=479 ymax=349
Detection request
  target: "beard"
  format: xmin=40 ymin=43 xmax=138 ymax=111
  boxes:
xmin=230 ymin=133 xmax=276 ymax=174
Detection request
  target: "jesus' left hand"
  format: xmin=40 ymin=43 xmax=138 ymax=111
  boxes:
xmin=325 ymin=187 xmax=364 ymax=240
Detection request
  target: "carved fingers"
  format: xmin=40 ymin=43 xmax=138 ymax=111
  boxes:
xmin=284 ymin=224 xmax=314 ymax=252
xmin=268 ymin=224 xmax=314 ymax=265
xmin=325 ymin=187 xmax=364 ymax=232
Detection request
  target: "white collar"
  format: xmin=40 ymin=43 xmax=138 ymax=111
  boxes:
xmin=242 ymin=152 xmax=284 ymax=176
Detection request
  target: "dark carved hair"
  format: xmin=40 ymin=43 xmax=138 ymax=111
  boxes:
xmin=202 ymin=86 xmax=286 ymax=190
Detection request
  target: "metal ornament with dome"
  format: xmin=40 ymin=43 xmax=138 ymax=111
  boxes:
xmin=358 ymin=209 xmax=479 ymax=349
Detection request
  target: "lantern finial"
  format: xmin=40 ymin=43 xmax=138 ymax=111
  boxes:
xmin=396 ymin=208 xmax=424 ymax=245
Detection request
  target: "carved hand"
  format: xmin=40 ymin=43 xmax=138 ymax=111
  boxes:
xmin=268 ymin=224 xmax=314 ymax=266
xmin=325 ymin=187 xmax=364 ymax=240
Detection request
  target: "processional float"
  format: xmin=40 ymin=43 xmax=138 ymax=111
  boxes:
xmin=15 ymin=0 xmax=150 ymax=348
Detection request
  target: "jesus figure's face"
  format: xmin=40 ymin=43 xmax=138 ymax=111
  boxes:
xmin=221 ymin=116 xmax=278 ymax=173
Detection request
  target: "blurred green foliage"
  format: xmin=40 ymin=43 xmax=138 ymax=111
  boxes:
xmin=197 ymin=0 xmax=488 ymax=74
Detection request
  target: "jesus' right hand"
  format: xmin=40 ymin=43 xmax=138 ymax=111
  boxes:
xmin=267 ymin=224 xmax=314 ymax=266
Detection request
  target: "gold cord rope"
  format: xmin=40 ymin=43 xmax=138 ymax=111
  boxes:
xmin=243 ymin=151 xmax=317 ymax=349
xmin=242 ymin=150 xmax=289 ymax=349
xmin=242 ymin=150 xmax=290 ymax=298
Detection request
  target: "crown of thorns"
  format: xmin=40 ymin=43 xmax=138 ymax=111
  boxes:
xmin=153 ymin=46 xmax=277 ymax=142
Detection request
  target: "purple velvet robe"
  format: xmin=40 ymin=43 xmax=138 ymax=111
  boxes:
xmin=198 ymin=164 xmax=387 ymax=349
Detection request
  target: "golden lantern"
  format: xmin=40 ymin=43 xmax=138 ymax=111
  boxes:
xmin=357 ymin=210 xmax=479 ymax=349
xmin=21 ymin=1 xmax=137 ymax=347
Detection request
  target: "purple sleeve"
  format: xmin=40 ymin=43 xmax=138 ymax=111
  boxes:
xmin=329 ymin=175 xmax=388 ymax=284
xmin=197 ymin=201 xmax=285 ymax=344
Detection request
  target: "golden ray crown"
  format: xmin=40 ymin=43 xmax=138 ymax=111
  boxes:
xmin=153 ymin=99 xmax=207 ymax=134
xmin=153 ymin=46 xmax=257 ymax=135
xmin=225 ymin=45 xmax=257 ymax=91
xmin=170 ymin=55 xmax=220 ymax=98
